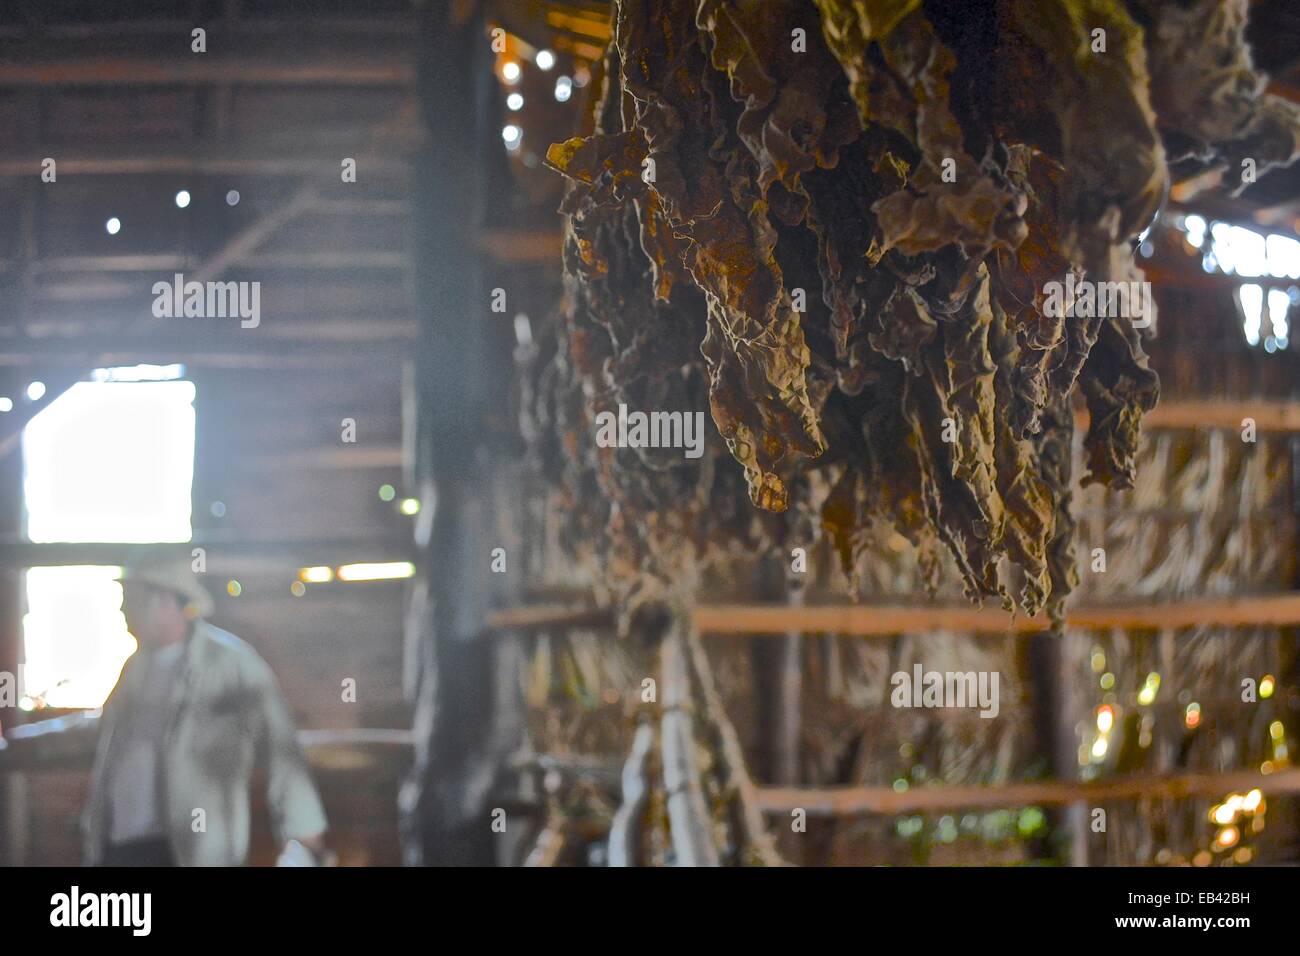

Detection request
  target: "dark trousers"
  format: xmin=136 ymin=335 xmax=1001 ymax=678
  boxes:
xmin=100 ymin=837 xmax=177 ymax=866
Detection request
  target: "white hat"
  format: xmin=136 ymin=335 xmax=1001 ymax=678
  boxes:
xmin=117 ymin=557 xmax=215 ymax=619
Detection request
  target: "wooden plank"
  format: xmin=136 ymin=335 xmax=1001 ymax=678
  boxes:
xmin=757 ymin=767 xmax=1300 ymax=816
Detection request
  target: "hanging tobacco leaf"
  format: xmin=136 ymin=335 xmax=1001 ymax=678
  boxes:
xmin=529 ymin=0 xmax=1300 ymax=622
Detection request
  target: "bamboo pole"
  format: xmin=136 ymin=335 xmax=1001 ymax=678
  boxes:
xmin=659 ymin=620 xmax=720 ymax=867
xmin=522 ymin=816 xmax=568 ymax=867
xmin=680 ymin=616 xmax=785 ymax=866
xmin=607 ymin=721 xmax=655 ymax=867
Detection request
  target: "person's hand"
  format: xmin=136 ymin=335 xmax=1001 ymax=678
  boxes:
xmin=275 ymin=835 xmax=334 ymax=866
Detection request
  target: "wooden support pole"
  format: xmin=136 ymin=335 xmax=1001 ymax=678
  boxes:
xmin=1027 ymin=627 xmax=1086 ymax=864
xmin=399 ymin=0 xmax=519 ymax=867
xmin=750 ymin=561 xmax=802 ymax=787
xmin=0 ymin=414 xmax=23 ymax=864
xmin=1282 ymin=434 xmax=1300 ymax=859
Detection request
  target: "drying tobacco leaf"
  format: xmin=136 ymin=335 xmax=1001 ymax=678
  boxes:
xmin=529 ymin=0 xmax=1300 ymax=623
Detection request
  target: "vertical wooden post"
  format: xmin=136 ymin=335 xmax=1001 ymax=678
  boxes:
xmin=1040 ymin=629 xmax=1092 ymax=865
xmin=1285 ymin=434 xmax=1300 ymax=859
xmin=751 ymin=559 xmax=802 ymax=787
xmin=398 ymin=0 xmax=521 ymax=866
xmin=0 ymin=427 xmax=24 ymax=865
xmin=1025 ymin=413 xmax=1090 ymax=866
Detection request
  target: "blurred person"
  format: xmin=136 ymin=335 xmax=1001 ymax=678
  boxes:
xmin=1 ymin=557 xmax=328 ymax=866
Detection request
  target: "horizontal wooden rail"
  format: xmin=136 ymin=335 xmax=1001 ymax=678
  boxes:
xmin=1 ymin=720 xmax=415 ymax=773
xmin=488 ymin=593 xmax=1300 ymax=637
xmin=486 ymin=590 xmax=1300 ymax=634
xmin=298 ymin=728 xmax=414 ymax=749
xmin=486 ymin=605 xmax=615 ymax=632
xmin=696 ymin=593 xmax=1300 ymax=636
xmin=0 ymin=536 xmax=413 ymax=569
xmin=757 ymin=767 xmax=1300 ymax=816
xmin=476 ymin=230 xmax=564 ymax=263
xmin=1107 ymin=400 xmax=1300 ymax=433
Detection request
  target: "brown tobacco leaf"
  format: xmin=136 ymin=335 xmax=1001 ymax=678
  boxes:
xmin=614 ymin=0 xmax=828 ymax=510
xmin=812 ymin=0 xmax=923 ymax=131
xmin=865 ymin=13 xmax=1029 ymax=260
xmin=530 ymin=0 xmax=1300 ymax=623
xmin=989 ymin=293 xmax=1056 ymax=614
xmin=989 ymin=0 xmax=1168 ymax=275
xmin=1131 ymin=0 xmax=1300 ymax=190
xmin=1079 ymin=316 xmax=1160 ymax=489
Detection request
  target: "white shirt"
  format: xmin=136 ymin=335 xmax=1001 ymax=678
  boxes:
xmin=105 ymin=642 xmax=184 ymax=844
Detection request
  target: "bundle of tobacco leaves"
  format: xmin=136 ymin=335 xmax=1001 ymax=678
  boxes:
xmin=530 ymin=0 xmax=1300 ymax=622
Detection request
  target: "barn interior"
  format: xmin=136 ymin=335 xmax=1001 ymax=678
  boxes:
xmin=0 ymin=0 xmax=1299 ymax=868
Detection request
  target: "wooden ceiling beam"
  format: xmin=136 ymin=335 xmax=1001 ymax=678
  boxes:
xmin=257 ymin=445 xmax=404 ymax=470
xmin=0 ymin=535 xmax=413 ymax=569
xmin=0 ymin=45 xmax=415 ymax=87
xmin=0 ymin=332 xmax=408 ymax=368
xmin=0 ymin=146 xmax=413 ymax=178
xmin=0 ymin=18 xmax=420 ymax=41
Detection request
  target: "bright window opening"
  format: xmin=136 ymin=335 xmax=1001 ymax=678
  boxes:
xmin=23 ymin=380 xmax=195 ymax=543
xmin=21 ymin=567 xmax=136 ymax=710
xmin=1178 ymin=215 xmax=1297 ymax=351
xmin=20 ymin=378 xmax=195 ymax=709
